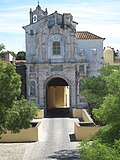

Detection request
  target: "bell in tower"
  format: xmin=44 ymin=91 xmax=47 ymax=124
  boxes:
xmin=29 ymin=1 xmax=48 ymax=24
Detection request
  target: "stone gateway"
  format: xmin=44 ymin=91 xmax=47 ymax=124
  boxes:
xmin=23 ymin=3 xmax=105 ymax=114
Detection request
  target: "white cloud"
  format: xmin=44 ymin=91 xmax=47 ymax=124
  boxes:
xmin=0 ymin=5 xmax=30 ymax=33
xmin=0 ymin=0 xmax=120 ymax=51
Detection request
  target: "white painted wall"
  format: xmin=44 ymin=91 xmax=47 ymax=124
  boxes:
xmin=76 ymin=39 xmax=104 ymax=76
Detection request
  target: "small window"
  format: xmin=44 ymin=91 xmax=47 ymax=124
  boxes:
xmin=79 ymin=65 xmax=84 ymax=73
xmin=92 ymin=48 xmax=97 ymax=55
xmin=53 ymin=41 xmax=61 ymax=55
xmin=30 ymin=29 xmax=34 ymax=35
xmin=86 ymin=65 xmax=90 ymax=73
xmin=80 ymin=49 xmax=84 ymax=56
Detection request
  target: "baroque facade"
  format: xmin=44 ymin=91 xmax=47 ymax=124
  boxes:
xmin=23 ymin=3 xmax=105 ymax=113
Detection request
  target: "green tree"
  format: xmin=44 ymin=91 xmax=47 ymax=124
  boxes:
xmin=79 ymin=140 xmax=120 ymax=160
xmin=80 ymin=65 xmax=120 ymax=113
xmin=0 ymin=61 xmax=21 ymax=107
xmin=6 ymin=99 xmax=38 ymax=133
xmin=93 ymin=69 xmax=120 ymax=143
xmin=79 ymin=65 xmax=120 ymax=159
xmin=0 ymin=43 xmax=16 ymax=59
xmin=16 ymin=51 xmax=26 ymax=60
xmin=7 ymin=51 xmax=16 ymax=57
xmin=112 ymin=48 xmax=119 ymax=59
xmin=80 ymin=76 xmax=108 ymax=113
xmin=0 ymin=43 xmax=5 ymax=53
xmin=0 ymin=60 xmax=38 ymax=135
xmin=100 ymin=65 xmax=120 ymax=77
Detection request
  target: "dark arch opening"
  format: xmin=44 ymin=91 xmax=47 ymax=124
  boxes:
xmin=46 ymin=77 xmax=70 ymax=117
xmin=47 ymin=77 xmax=69 ymax=86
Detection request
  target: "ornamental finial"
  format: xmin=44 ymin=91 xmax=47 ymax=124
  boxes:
xmin=38 ymin=0 xmax=39 ymax=5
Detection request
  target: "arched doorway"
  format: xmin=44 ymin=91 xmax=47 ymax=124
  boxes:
xmin=46 ymin=77 xmax=70 ymax=117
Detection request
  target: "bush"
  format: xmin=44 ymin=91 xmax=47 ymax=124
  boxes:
xmin=6 ymin=99 xmax=38 ymax=133
xmin=79 ymin=140 xmax=120 ymax=160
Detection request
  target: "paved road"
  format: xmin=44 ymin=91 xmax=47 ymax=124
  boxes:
xmin=0 ymin=118 xmax=79 ymax=160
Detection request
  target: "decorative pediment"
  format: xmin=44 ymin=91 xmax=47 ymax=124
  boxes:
xmin=49 ymin=26 xmax=61 ymax=35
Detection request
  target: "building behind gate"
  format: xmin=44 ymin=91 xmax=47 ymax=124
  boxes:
xmin=23 ymin=3 xmax=105 ymax=113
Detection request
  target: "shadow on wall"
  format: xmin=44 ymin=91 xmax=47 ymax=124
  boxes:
xmin=47 ymin=149 xmax=79 ymax=160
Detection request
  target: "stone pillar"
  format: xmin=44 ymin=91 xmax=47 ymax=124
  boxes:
xmin=37 ymin=79 xmax=45 ymax=108
xmin=70 ymin=83 xmax=76 ymax=108
xmin=77 ymin=82 xmax=80 ymax=106
xmin=29 ymin=8 xmax=33 ymax=24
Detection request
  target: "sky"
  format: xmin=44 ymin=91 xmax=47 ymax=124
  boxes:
xmin=0 ymin=0 xmax=120 ymax=53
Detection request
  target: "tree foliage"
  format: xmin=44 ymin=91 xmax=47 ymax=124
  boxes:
xmin=80 ymin=76 xmax=107 ymax=110
xmin=0 ymin=43 xmax=5 ymax=53
xmin=7 ymin=51 xmax=16 ymax=57
xmin=0 ymin=43 xmax=16 ymax=58
xmin=16 ymin=51 xmax=26 ymax=60
xmin=6 ymin=99 xmax=38 ymax=133
xmin=79 ymin=65 xmax=120 ymax=159
xmin=79 ymin=140 xmax=120 ymax=160
xmin=112 ymin=48 xmax=119 ymax=59
xmin=94 ymin=95 xmax=120 ymax=126
xmin=80 ymin=65 xmax=120 ymax=111
xmin=100 ymin=65 xmax=119 ymax=77
xmin=92 ymin=69 xmax=120 ymax=143
xmin=0 ymin=60 xmax=38 ymax=135
xmin=0 ymin=61 xmax=21 ymax=107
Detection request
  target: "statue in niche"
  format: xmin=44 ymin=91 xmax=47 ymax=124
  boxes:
xmin=30 ymin=66 xmax=35 ymax=72
xmin=30 ymin=81 xmax=36 ymax=95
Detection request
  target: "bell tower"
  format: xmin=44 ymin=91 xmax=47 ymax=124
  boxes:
xmin=29 ymin=1 xmax=48 ymax=24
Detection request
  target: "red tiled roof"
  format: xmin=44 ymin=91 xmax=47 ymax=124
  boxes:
xmin=16 ymin=60 xmax=26 ymax=63
xmin=76 ymin=31 xmax=105 ymax=40
xmin=114 ymin=59 xmax=120 ymax=63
